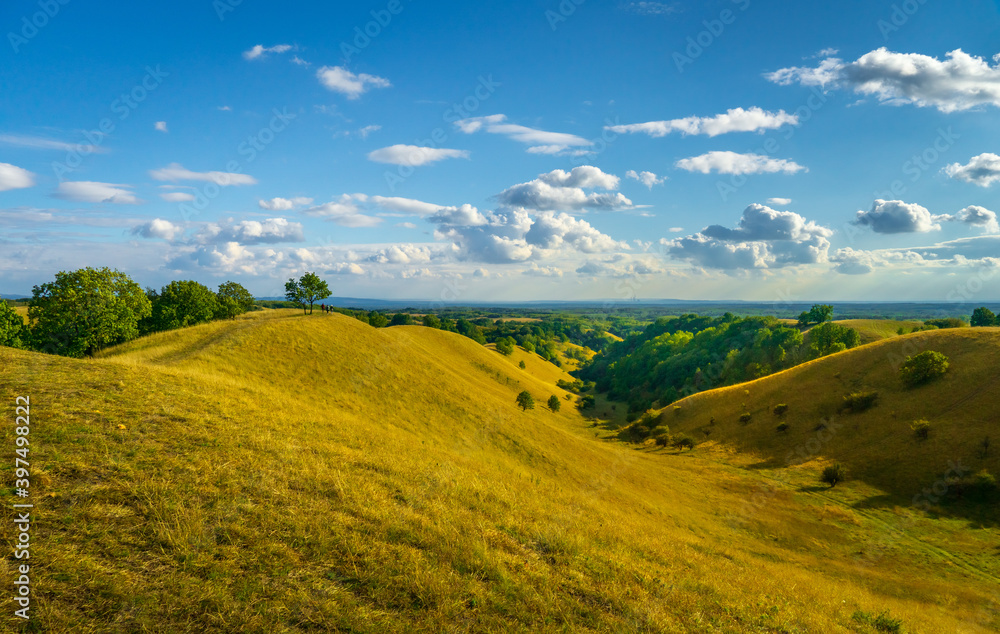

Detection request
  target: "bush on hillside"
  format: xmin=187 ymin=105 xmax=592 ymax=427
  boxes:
xmin=672 ymin=434 xmax=694 ymax=451
xmin=548 ymin=395 xmax=561 ymax=412
xmin=495 ymin=337 xmax=515 ymax=355
xmin=899 ymin=351 xmax=949 ymax=387
xmin=368 ymin=312 xmax=389 ymax=328
xmin=773 ymin=403 xmax=788 ymax=417
xmin=842 ymin=391 xmax=878 ymax=412
xmin=821 ymin=463 xmax=845 ymax=488
xmin=516 ymin=390 xmax=535 ymax=411
xmin=910 ymin=419 xmax=930 ymax=441
xmin=776 ymin=422 xmax=789 ymax=433
xmin=739 ymin=412 xmax=752 ymax=425
xmin=215 ymin=281 xmax=255 ymax=319
xmin=580 ymin=395 xmax=596 ymax=409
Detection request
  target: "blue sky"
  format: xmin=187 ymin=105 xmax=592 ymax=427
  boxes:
xmin=3 ymin=0 xmax=1000 ymax=302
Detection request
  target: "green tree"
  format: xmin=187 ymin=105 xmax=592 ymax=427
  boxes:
xmin=215 ymin=281 xmax=255 ymax=319
xmin=495 ymin=337 xmax=515 ymax=356
xmin=899 ymin=351 xmax=949 ymax=387
xmin=971 ymin=307 xmax=997 ymax=327
xmin=145 ymin=280 xmax=220 ymax=333
xmin=422 ymin=314 xmax=441 ymax=328
xmin=798 ymin=304 xmax=834 ymax=326
xmin=284 ymin=272 xmax=331 ymax=314
xmin=390 ymin=313 xmax=414 ymax=326
xmin=368 ymin=312 xmax=389 ymax=328
xmin=516 ymin=390 xmax=535 ymax=411
xmin=28 ymin=267 xmax=151 ymax=357
xmin=810 ymin=322 xmax=860 ymax=357
xmin=0 ymin=298 xmax=25 ymax=348
xmin=821 ymin=463 xmax=845 ymax=488
xmin=547 ymin=395 xmax=561 ymax=411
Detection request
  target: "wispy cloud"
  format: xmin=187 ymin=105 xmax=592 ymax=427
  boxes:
xmin=56 ymin=181 xmax=141 ymax=204
xmin=454 ymin=114 xmax=592 ymax=155
xmin=0 ymin=133 xmax=108 ymax=154
xmin=607 ymin=107 xmax=798 ymax=137
xmin=316 ymin=66 xmax=391 ymax=99
xmin=243 ymin=44 xmax=293 ymax=60
xmin=149 ymin=163 xmax=257 ymax=186
xmin=367 ymin=145 xmax=469 ymax=166
xmin=676 ymin=151 xmax=806 ymax=175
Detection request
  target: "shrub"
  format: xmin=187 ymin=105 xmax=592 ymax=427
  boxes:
xmin=579 ymin=395 xmax=595 ymax=409
xmin=518 ymin=360 xmax=526 ymax=369
xmin=515 ymin=391 xmax=534 ymax=411
xmin=821 ymin=463 xmax=845 ymax=488
xmin=773 ymin=403 xmax=788 ymax=417
xmin=972 ymin=469 xmax=997 ymax=495
xmin=842 ymin=391 xmax=878 ymax=412
xmin=654 ymin=434 xmax=670 ymax=447
xmin=910 ymin=419 xmax=930 ymax=441
xmin=899 ymin=350 xmax=949 ymax=388
xmin=776 ymin=422 xmax=789 ymax=433
xmin=673 ymin=405 xmax=682 ymax=415
xmin=495 ymin=337 xmax=515 ymax=356
xmin=672 ymin=434 xmax=694 ymax=451
xmin=547 ymin=395 xmax=561 ymax=412
xmin=739 ymin=412 xmax=752 ymax=425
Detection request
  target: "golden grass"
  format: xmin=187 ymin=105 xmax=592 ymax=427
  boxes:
xmin=833 ymin=319 xmax=926 ymax=344
xmin=1 ymin=312 xmax=997 ymax=631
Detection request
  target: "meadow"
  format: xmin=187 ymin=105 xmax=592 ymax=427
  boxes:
xmin=0 ymin=310 xmax=997 ymax=631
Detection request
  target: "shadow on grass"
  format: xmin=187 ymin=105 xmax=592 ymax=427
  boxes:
xmin=798 ymin=485 xmax=833 ymax=493
xmin=851 ymin=493 xmax=999 ymax=528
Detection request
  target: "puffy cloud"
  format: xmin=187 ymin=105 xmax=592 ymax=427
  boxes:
xmin=524 ymin=212 xmax=627 ymax=253
xmin=55 ymin=181 xmax=141 ymax=204
xmin=160 ymin=192 xmax=195 ymax=202
xmin=327 ymin=262 xmax=365 ymax=275
xmin=830 ymin=247 xmax=931 ymax=274
xmin=676 ymin=151 xmax=806 ymax=175
xmin=522 ymin=264 xmax=564 ymax=277
xmin=626 ymin=170 xmax=666 ymax=189
xmin=0 ymin=163 xmax=35 ymax=191
xmin=243 ymin=44 xmax=293 ymax=60
xmin=954 ymin=205 xmax=1000 ymax=234
xmin=316 ymin=66 xmax=390 ymax=99
xmin=258 ymin=196 xmax=313 ymax=211
xmin=497 ymin=166 xmax=633 ymax=212
xmin=454 ymin=114 xmax=592 ymax=154
xmin=428 ymin=204 xmax=488 ymax=227
xmin=368 ymin=244 xmax=434 ymax=264
xmin=367 ymin=144 xmax=469 ymax=166
xmin=154 ymin=121 xmax=168 ymax=133
xmin=943 ymin=153 xmax=1000 ymax=187
xmin=767 ymin=197 xmax=792 ymax=206
xmin=131 ymin=218 xmax=183 ymax=241
xmin=607 ymin=107 xmax=798 ymax=138
xmin=664 ymin=204 xmax=832 ymax=270
xmin=150 ymin=163 xmax=257 ymax=186
xmin=197 ymin=217 xmax=304 ymax=244
xmin=575 ymin=255 xmax=665 ymax=278
xmin=854 ymin=199 xmax=941 ymax=234
xmin=767 ymin=48 xmax=1000 ymax=113
xmin=303 ymin=195 xmax=381 ymax=227
xmin=186 ymin=242 xmax=258 ymax=273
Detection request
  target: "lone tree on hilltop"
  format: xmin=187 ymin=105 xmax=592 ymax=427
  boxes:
xmin=285 ymin=272 xmax=331 ymax=314
xmin=798 ymin=304 xmax=834 ymax=327
xmin=971 ymin=307 xmax=997 ymax=327
xmin=516 ymin=390 xmax=535 ymax=411
xmin=28 ymin=267 xmax=151 ymax=357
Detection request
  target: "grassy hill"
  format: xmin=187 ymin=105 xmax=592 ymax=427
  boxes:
xmin=830 ymin=319 xmax=926 ymax=344
xmin=2 ymin=312 xmax=998 ymax=631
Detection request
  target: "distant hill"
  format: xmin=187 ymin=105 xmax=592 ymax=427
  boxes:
xmin=1 ymin=312 xmax=996 ymax=631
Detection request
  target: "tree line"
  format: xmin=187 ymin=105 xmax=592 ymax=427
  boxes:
xmin=0 ymin=267 xmax=257 ymax=357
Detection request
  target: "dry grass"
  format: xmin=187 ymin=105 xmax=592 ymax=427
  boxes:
xmin=0 ymin=312 xmax=997 ymax=631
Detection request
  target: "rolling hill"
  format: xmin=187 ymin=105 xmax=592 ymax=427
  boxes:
xmin=1 ymin=311 xmax=997 ymax=632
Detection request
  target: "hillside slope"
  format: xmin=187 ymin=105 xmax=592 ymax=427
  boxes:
xmin=1 ymin=312 xmax=997 ymax=632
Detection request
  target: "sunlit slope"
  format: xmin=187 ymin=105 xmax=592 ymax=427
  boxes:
xmin=832 ymin=319 xmax=925 ymax=344
xmin=0 ymin=313 xmax=996 ymax=632
xmin=669 ymin=328 xmax=1000 ymax=495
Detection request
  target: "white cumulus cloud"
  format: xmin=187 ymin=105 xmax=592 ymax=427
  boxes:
xmin=0 ymin=162 xmax=35 ymax=191
xmin=676 ymin=151 xmax=806 ymax=175
xmin=943 ymin=153 xmax=1000 ymax=187
xmin=258 ymin=196 xmax=314 ymax=211
xmin=854 ymin=199 xmax=942 ymax=234
xmin=131 ymin=218 xmax=183 ymax=241
xmin=626 ymin=170 xmax=666 ymax=189
xmin=316 ymin=66 xmax=391 ymax=99
xmin=497 ymin=166 xmax=632 ymax=212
